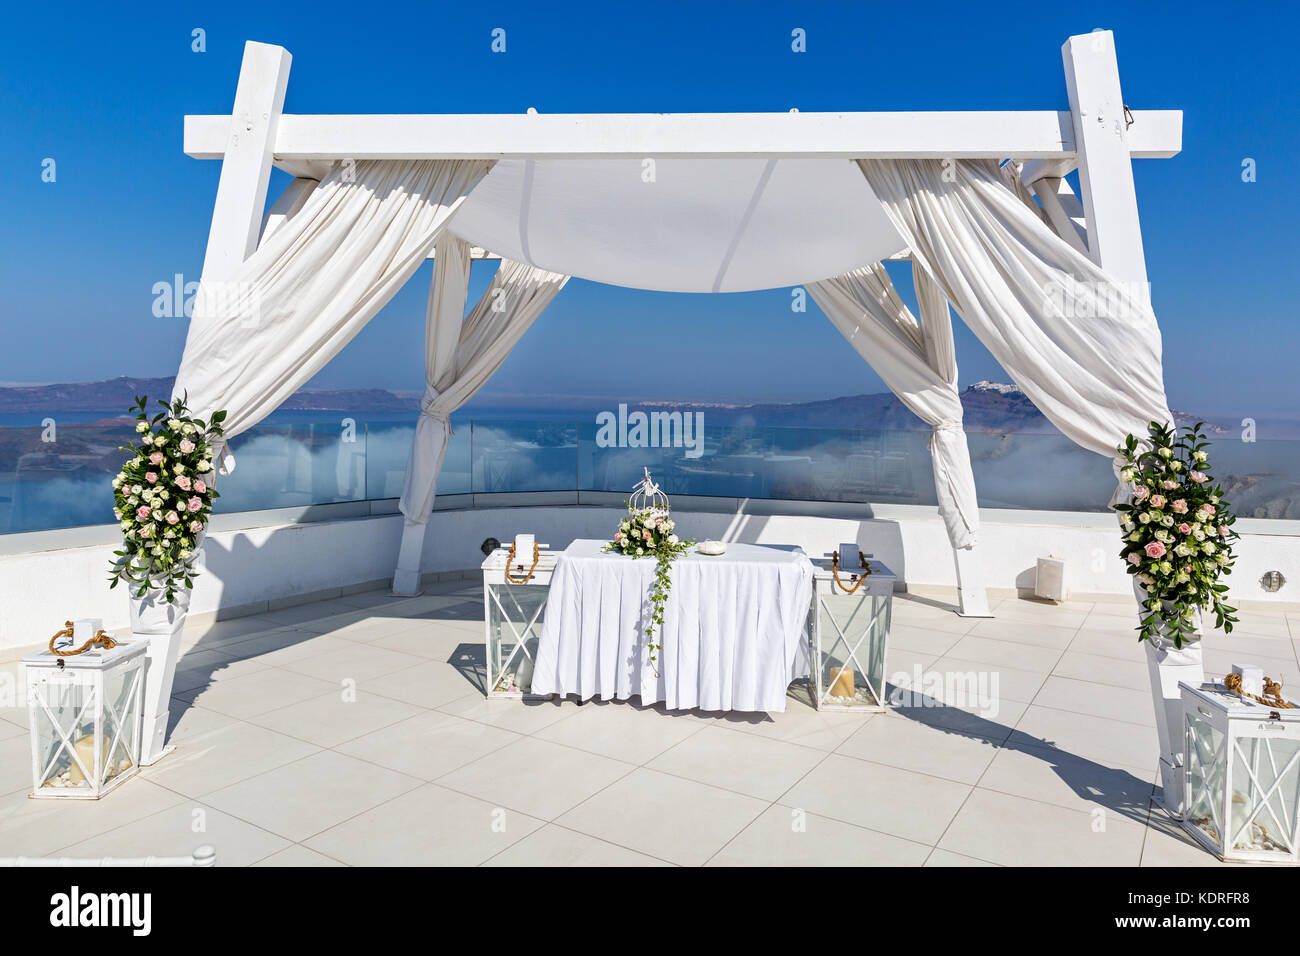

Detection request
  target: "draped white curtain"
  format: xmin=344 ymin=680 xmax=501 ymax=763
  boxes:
xmin=173 ymin=159 xmax=494 ymax=441
xmin=808 ymin=262 xmax=978 ymax=549
xmin=398 ymin=249 xmax=570 ymax=522
xmin=856 ymin=158 xmax=1172 ymax=458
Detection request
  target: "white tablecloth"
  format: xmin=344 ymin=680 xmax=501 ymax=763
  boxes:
xmin=532 ymin=539 xmax=814 ymax=712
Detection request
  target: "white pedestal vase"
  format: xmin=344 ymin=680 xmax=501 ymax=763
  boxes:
xmin=128 ymin=579 xmax=193 ymax=766
xmin=1135 ymin=581 xmax=1205 ymax=820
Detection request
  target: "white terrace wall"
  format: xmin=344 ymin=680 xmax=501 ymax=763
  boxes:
xmin=1 ymin=499 xmax=1296 ymax=651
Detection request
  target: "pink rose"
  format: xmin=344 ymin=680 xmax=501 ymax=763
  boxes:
xmin=1190 ymin=471 xmax=1208 ymax=483
xmin=1133 ymin=485 xmax=1150 ymax=500
xmin=136 ymin=506 xmax=151 ymax=520
xmin=165 ymin=511 xmax=180 ymax=525
xmin=149 ymin=451 xmax=164 ymax=465
xmin=1161 ymin=480 xmax=1178 ymax=490
xmin=1144 ymin=541 xmax=1166 ymax=559
xmin=187 ymin=496 xmax=202 ymax=512
xmin=1177 ymin=523 xmax=1191 ymax=534
xmin=176 ymin=475 xmax=191 ymax=491
xmin=193 ymin=480 xmax=207 ymax=494
xmin=1127 ymin=552 xmax=1142 ymax=566
xmin=179 ymin=439 xmax=195 ymax=454
xmin=1149 ymin=495 xmax=1166 ymax=509
xmin=189 ymin=520 xmax=202 ymax=533
xmin=145 ymin=471 xmax=158 ymax=483
xmin=1200 ymin=504 xmax=1216 ymax=516
xmin=614 ymin=532 xmax=623 ymax=542
xmin=643 ymin=530 xmax=652 ymax=540
xmin=1218 ymin=524 xmax=1229 ymax=537
xmin=1171 ymin=499 xmax=1188 ymax=514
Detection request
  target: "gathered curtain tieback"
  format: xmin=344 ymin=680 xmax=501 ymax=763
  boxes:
xmin=419 ymin=389 xmax=454 ymax=435
xmin=931 ymin=422 xmax=963 ymax=432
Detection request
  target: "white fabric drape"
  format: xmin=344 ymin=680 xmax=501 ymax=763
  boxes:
xmin=532 ymin=540 xmax=814 ymax=712
xmin=857 ymin=158 xmax=1173 ymax=457
xmin=173 ymin=159 xmax=494 ymax=439
xmin=398 ymin=254 xmax=569 ymax=521
xmin=808 ymin=262 xmax=978 ymax=548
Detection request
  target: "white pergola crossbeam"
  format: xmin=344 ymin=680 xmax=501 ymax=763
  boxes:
xmin=184 ymin=108 xmax=1181 ymax=165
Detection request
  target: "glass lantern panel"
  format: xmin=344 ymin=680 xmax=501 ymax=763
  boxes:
xmin=1184 ymin=711 xmax=1227 ymax=848
xmin=100 ymin=662 xmax=142 ymax=783
xmin=1228 ymin=734 xmax=1300 ymax=855
xmin=816 ymin=590 xmax=886 ymax=707
xmin=32 ymin=674 xmax=97 ymax=792
xmin=487 ymin=582 xmax=547 ymax=694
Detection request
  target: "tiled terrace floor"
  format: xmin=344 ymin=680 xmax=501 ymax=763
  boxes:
xmin=1 ymin=582 xmax=1296 ymax=866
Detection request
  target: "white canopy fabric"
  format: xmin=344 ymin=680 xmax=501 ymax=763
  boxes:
xmin=398 ymin=244 xmax=569 ymax=523
xmin=808 ymin=263 xmax=978 ymax=549
xmin=173 ymin=158 xmax=493 ymax=440
xmin=449 ymin=158 xmax=905 ymax=293
xmin=857 ymin=158 xmax=1173 ymax=457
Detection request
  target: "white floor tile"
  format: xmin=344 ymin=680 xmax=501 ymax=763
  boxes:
xmin=557 ymin=768 xmax=767 ymax=867
xmin=780 ymin=754 xmax=970 ymax=845
xmin=305 ymin=783 xmax=543 ymax=866
xmin=708 ymin=804 xmax=930 ymax=866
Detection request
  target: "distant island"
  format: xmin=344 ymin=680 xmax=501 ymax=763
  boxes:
xmin=0 ymin=375 xmax=1228 ymax=435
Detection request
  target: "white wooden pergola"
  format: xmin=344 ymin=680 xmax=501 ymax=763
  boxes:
xmin=183 ymin=29 xmax=1181 ymax=613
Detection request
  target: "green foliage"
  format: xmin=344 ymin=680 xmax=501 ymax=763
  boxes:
xmin=604 ymin=505 xmax=694 ymax=669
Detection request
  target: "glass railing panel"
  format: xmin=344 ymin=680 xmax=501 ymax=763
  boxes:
xmin=471 ymin=420 xmax=579 ymax=494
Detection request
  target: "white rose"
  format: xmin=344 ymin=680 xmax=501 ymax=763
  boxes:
xmin=173 ymin=463 xmax=186 ymax=475
xmin=197 ymin=460 xmax=212 ymax=472
xmin=668 ymin=534 xmax=679 ymax=545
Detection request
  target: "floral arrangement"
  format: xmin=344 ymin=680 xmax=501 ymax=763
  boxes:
xmin=604 ymin=469 xmax=693 ymax=665
xmin=1114 ymin=421 xmax=1239 ymax=647
xmin=108 ymin=396 xmax=226 ymax=603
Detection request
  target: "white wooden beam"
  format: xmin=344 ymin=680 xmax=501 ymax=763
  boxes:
xmin=1062 ymin=30 xmax=1149 ymax=292
xmin=184 ymin=108 xmax=1182 ymax=163
xmin=258 ymin=176 xmax=317 ymax=247
xmin=199 ymin=41 xmax=292 ymax=284
xmin=1031 ymin=176 xmax=1090 ymax=255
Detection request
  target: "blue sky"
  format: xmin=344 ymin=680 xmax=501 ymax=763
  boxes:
xmin=1 ymin=1 xmax=1295 ymax=418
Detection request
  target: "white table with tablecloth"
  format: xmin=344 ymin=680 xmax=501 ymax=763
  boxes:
xmin=531 ymin=539 xmax=815 ymax=712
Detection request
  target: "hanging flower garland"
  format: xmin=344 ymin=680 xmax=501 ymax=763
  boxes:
xmin=1113 ymin=421 xmax=1240 ymax=648
xmin=107 ymin=395 xmax=226 ymax=604
xmin=604 ymin=470 xmax=693 ymax=667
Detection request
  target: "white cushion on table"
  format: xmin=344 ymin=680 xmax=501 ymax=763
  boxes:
xmin=532 ymin=539 xmax=814 ymax=713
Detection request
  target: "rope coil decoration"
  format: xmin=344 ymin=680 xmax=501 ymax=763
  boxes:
xmin=48 ymin=621 xmax=118 ymax=657
xmin=505 ymin=541 xmax=541 ymax=584
xmin=830 ymin=550 xmax=872 ymax=594
xmin=1224 ymin=672 xmax=1296 ymax=709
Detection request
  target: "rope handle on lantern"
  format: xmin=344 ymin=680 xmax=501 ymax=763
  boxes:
xmin=505 ymin=542 xmax=541 ymax=584
xmin=830 ymin=550 xmax=872 ymax=594
xmin=48 ymin=621 xmax=118 ymax=657
xmin=1224 ymin=672 xmax=1297 ymax=709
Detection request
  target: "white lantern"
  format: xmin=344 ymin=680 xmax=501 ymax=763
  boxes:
xmin=24 ymin=633 xmax=146 ymax=799
xmin=1180 ymin=679 xmax=1300 ymax=864
xmin=804 ymin=551 xmax=896 ymax=711
xmin=481 ymin=539 xmax=556 ymax=699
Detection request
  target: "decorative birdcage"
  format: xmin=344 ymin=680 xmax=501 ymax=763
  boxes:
xmin=24 ymin=623 xmax=146 ymax=799
xmin=1181 ymin=678 xmax=1300 ymax=864
xmin=630 ymin=467 xmax=669 ymax=513
xmin=804 ymin=549 xmax=896 ymax=711
xmin=482 ymin=536 xmax=557 ymax=699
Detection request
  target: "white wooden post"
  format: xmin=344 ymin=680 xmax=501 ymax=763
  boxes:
xmin=200 ymin=41 xmax=293 ymax=283
xmin=1064 ymin=29 xmax=1194 ymax=818
xmin=1062 ymin=30 xmax=1149 ymax=296
xmin=141 ymin=42 xmax=293 ymax=767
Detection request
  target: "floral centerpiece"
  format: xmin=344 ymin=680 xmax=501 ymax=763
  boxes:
xmin=1114 ymin=421 xmax=1239 ymax=648
xmin=108 ymin=396 xmax=226 ymax=604
xmin=604 ymin=469 xmax=693 ymax=665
